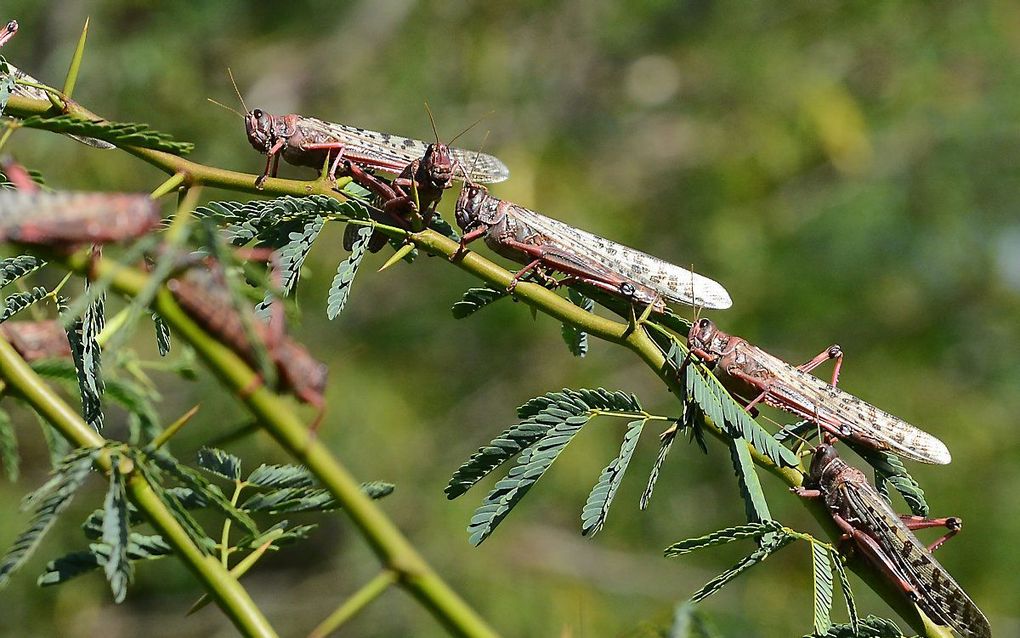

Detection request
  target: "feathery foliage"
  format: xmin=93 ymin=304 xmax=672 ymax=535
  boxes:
xmin=0 ymin=255 xmax=45 ymax=288
xmin=0 ymin=286 xmax=48 ymax=323
xmin=811 ymin=541 xmax=834 ymax=635
xmin=152 ymin=313 xmax=171 ymax=356
xmin=640 ymin=421 xmax=678 ymax=510
xmin=0 ymin=447 xmax=96 ymax=588
xmin=451 ymin=286 xmax=509 ymax=319
xmin=327 ymin=224 xmax=372 ymax=320
xmin=581 ymin=419 xmax=644 ymax=536
xmin=101 ymin=456 xmax=132 ymax=603
xmin=561 ymin=289 xmax=594 ymax=357
xmin=453 ymin=388 xmax=645 ymax=545
xmin=0 ymin=408 xmax=18 ymax=481
xmin=254 ymin=215 xmax=324 ymax=319
xmin=64 ymin=287 xmax=105 ymax=432
xmin=805 ymin=616 xmax=909 ymax=638
xmin=16 ymin=114 xmax=194 ymax=154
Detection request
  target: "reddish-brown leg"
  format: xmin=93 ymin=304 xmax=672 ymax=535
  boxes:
xmin=899 ymin=515 xmax=962 ymax=553
xmin=797 ymin=345 xmax=844 ymax=386
xmin=833 ymin=515 xmax=918 ymax=598
xmin=508 ymin=259 xmax=543 ymax=292
xmin=256 ymin=140 xmax=286 ymax=188
xmin=451 ymin=226 xmax=489 ymax=261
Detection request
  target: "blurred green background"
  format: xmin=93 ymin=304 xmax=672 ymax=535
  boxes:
xmin=1 ymin=1 xmax=1018 ymax=636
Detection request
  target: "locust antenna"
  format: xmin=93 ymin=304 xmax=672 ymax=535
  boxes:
xmin=461 ymin=129 xmax=490 ymax=186
xmin=227 ymin=67 xmax=248 ymax=113
xmin=424 ymin=101 xmax=441 ymax=145
xmin=207 ymin=98 xmax=244 ymax=118
xmin=448 ymin=110 xmax=493 ymax=145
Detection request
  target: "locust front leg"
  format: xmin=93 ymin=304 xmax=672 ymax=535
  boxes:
xmin=256 ymin=139 xmax=286 ymax=189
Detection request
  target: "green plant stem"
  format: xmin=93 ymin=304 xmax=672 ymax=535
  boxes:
xmin=5 ymin=90 xmax=932 ymax=635
xmin=308 ymin=570 xmax=398 ymax=638
xmin=60 ymin=251 xmax=499 ymax=638
xmin=0 ymin=336 xmax=277 ymax=638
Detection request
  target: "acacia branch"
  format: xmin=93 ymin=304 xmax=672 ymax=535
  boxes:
xmin=5 ymin=91 xmax=929 ymax=634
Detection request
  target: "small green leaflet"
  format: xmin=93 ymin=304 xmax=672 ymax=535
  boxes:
xmin=451 ymin=286 xmax=509 ymax=319
xmin=581 ymin=419 xmax=644 ymax=536
xmin=561 ymin=289 xmax=594 ymax=357
xmin=196 ymin=447 xmax=242 ymax=482
xmin=0 ymin=408 xmax=18 ymax=481
xmin=0 ymin=286 xmax=48 ymax=323
xmin=254 ymin=215 xmax=324 ymax=320
xmin=38 ymin=534 xmax=173 ymax=587
xmin=663 ymin=521 xmax=785 ymax=557
xmin=726 ymin=435 xmax=776 ymax=548
xmin=240 ymin=482 xmax=393 ymax=514
xmin=830 ymin=546 xmax=859 ymax=633
xmin=0 ymin=57 xmax=12 ymax=113
xmin=16 ymin=114 xmax=194 ymax=154
xmin=101 ymin=457 xmax=132 ymax=603
xmin=65 ymin=287 xmax=105 ymax=432
xmin=246 ymin=463 xmax=316 ymax=489
xmin=0 ymin=255 xmax=45 ymax=289
xmin=152 ymin=313 xmax=171 ymax=356
xmin=640 ymin=423 xmax=677 ymax=510
xmin=327 ymin=224 xmax=372 ymax=320
xmin=811 ymin=541 xmax=833 ymax=635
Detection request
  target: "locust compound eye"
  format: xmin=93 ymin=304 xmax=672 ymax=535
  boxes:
xmin=252 ymin=109 xmax=263 ymax=119
xmin=620 ymin=282 xmax=636 ymax=297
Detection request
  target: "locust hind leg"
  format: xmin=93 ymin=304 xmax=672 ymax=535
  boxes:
xmin=899 ymin=515 xmax=962 ymax=553
xmin=797 ymin=345 xmax=844 ymax=386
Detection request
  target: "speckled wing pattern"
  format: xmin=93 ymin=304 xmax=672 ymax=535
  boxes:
xmin=837 ymin=473 xmax=991 ymax=638
xmin=748 ymin=346 xmax=951 ymax=464
xmin=504 ymin=203 xmax=732 ymax=309
xmin=294 ymin=117 xmax=509 ymax=183
xmin=6 ymin=63 xmax=115 ymax=149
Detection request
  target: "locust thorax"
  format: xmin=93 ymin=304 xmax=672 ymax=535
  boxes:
xmin=245 ymin=109 xmax=276 ymax=152
xmin=421 ymin=143 xmax=454 ymax=190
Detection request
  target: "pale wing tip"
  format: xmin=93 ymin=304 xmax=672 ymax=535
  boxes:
xmin=694 ymin=277 xmax=733 ymax=310
xmin=930 ymin=439 xmax=952 ymax=465
xmin=473 ymin=162 xmax=510 ymax=184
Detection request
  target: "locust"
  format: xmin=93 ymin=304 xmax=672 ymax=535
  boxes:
xmin=687 ymin=318 xmax=951 ymax=464
xmin=0 ymin=19 xmax=114 ymax=149
xmin=340 ymin=115 xmax=459 ymax=253
xmin=166 ymin=262 xmax=328 ymax=429
xmin=235 ymin=85 xmax=508 ymax=188
xmin=452 ymin=182 xmax=733 ymax=310
xmin=0 ymin=189 xmax=160 ymax=247
xmin=0 ymin=319 xmax=71 ymax=361
xmin=796 ymin=444 xmax=990 ymax=637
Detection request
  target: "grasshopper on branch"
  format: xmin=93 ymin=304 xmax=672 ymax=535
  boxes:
xmin=0 ymin=160 xmax=160 ymax=248
xmin=166 ymin=255 xmax=328 ymax=430
xmin=796 ymin=444 xmax=990 ymax=638
xmin=226 ymin=76 xmax=508 ymax=189
xmin=687 ymin=318 xmax=951 ymax=464
xmin=340 ymin=115 xmax=460 ymax=253
xmin=452 ymin=182 xmax=733 ymax=310
xmin=0 ymin=19 xmax=114 ymax=149
xmin=0 ymin=319 xmax=72 ymax=361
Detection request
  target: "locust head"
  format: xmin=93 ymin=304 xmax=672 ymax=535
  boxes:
xmin=806 ymin=444 xmax=841 ymax=488
xmin=455 ymin=182 xmax=491 ymax=231
xmin=688 ymin=318 xmax=727 ymax=362
xmin=421 ymin=143 xmax=454 ymax=191
xmin=245 ymin=109 xmax=277 ymax=153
